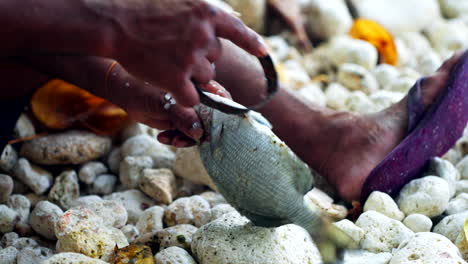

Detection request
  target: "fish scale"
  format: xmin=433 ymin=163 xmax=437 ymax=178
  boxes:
xmin=198 ymin=106 xmax=315 ymax=224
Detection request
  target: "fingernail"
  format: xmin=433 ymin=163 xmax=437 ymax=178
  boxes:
xmin=257 ymin=37 xmax=269 ymax=57
xmin=189 ymin=122 xmax=204 ymax=140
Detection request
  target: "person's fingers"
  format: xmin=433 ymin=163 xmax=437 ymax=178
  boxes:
xmin=206 ymin=37 xmax=222 ymax=62
xmin=198 ymin=80 xmax=232 ymax=99
xmin=24 ymin=56 xmax=189 ymax=130
xmin=173 ymin=132 xmax=197 ymax=147
xmin=191 ymin=57 xmax=215 ymax=84
xmin=157 ymin=130 xmax=179 ymax=145
xmin=168 ymin=104 xmax=204 ymax=141
xmin=169 ymin=77 xmax=200 ymax=107
xmin=212 ymin=9 xmax=268 ymax=57
xmin=158 ymin=130 xmax=196 ymax=147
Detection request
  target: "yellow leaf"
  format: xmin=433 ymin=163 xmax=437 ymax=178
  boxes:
xmin=349 ymin=19 xmax=398 ymax=66
xmin=31 ymin=79 xmax=128 ymax=135
xmin=112 ymin=244 xmax=154 ymax=264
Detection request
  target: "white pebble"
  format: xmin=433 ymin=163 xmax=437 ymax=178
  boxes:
xmin=364 ymin=191 xmax=405 ymax=221
xmin=446 ymin=193 xmax=468 ymax=215
xmin=191 ymin=212 xmax=323 ymax=264
xmin=0 ymin=205 xmax=17 ymax=233
xmin=12 ymin=158 xmax=52 ymax=195
xmin=0 ymin=247 xmax=18 ymax=264
xmin=119 ymin=155 xmax=154 ymax=189
xmin=173 ymin=147 xmax=216 ymax=190
xmin=327 ymin=36 xmax=378 ymax=70
xmin=135 ymin=224 xmax=198 ymax=251
xmin=342 ymin=250 xmax=392 ymax=264
xmin=372 ymin=64 xmax=400 ymax=88
xmin=0 ymin=145 xmax=18 ymax=172
xmin=43 ymin=252 xmax=108 ymax=264
xmin=302 ymin=0 xmax=352 ymax=41
xmin=30 ymin=201 xmax=63 ymax=240
xmin=402 ymin=214 xmax=433 ymax=233
xmin=164 ymin=196 xmax=212 ymax=227
xmin=456 ymin=156 xmax=468 ymax=179
xmin=426 ymin=19 xmax=468 ymax=59
xmin=390 ymin=232 xmax=464 ymax=264
xmin=224 ymin=0 xmax=265 ymax=33
xmin=345 ymin=91 xmax=377 ymax=114
xmin=78 ymin=161 xmax=107 ymax=184
xmin=199 ymin=191 xmax=226 ymax=207
xmin=211 ymin=204 xmax=237 ymax=221
xmin=304 ymin=188 xmax=348 ymax=220
xmin=48 ymin=170 xmax=80 ymax=210
xmin=356 ymin=211 xmax=414 ymax=253
xmin=351 ymin=0 xmax=441 ymax=35
xmin=70 ymin=195 xmax=102 ymax=208
xmin=121 ymin=134 xmax=175 ymax=169
xmin=1 ymin=232 xmax=18 ymax=247
xmin=7 ymin=195 xmax=31 ymax=235
xmin=9 ymin=237 xmax=38 ymax=250
xmin=439 ymin=0 xmax=468 ymax=18
xmin=136 ymin=206 xmax=165 ymax=235
xmin=265 ymin=36 xmax=290 ymax=62
xmin=433 ymin=211 xmax=468 ymax=242
xmin=80 ymin=200 xmax=128 ymax=228
xmin=369 ymin=90 xmax=405 ymax=111
xmin=106 ymin=147 xmax=121 ymax=174
xmin=89 ymin=174 xmax=116 ymax=195
xmin=456 ymin=180 xmax=468 ymax=194
xmin=17 ymin=247 xmax=53 ymax=264
xmin=121 ymin=224 xmax=139 ymax=243
xmin=139 ymin=168 xmax=177 ymax=204
xmin=333 ymin=219 xmax=365 ymax=247
xmin=442 ymin=149 xmax=461 ymax=165
xmin=14 ymin=114 xmax=35 ymax=139
xmin=281 ymin=60 xmax=311 ymax=90
xmin=338 ymin=63 xmax=379 ymax=94
xmin=155 ymin=246 xmax=197 ymax=264
xmin=55 ymin=207 xmax=128 ymax=261
xmin=0 ymin=174 xmax=13 ymax=203
xmin=397 ymin=176 xmax=450 ymax=217
xmin=104 ymin=190 xmax=155 ymax=224
xmin=386 ymin=77 xmax=417 ymax=94
xmin=325 ymin=82 xmax=351 ymax=110
xmin=429 ymin=157 xmax=460 ymax=197
xmin=295 ymin=83 xmax=326 ymax=107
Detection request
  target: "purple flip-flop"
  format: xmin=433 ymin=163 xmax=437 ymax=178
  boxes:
xmin=360 ymin=50 xmax=468 ymax=202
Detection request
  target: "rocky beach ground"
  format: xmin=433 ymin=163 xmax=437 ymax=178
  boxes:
xmin=1 ymin=0 xmax=468 ymax=263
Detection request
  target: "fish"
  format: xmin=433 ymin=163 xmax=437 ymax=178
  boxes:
xmin=195 ymin=95 xmax=352 ymax=263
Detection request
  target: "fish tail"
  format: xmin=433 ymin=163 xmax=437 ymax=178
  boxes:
xmin=288 ymin=197 xmax=323 ymax=238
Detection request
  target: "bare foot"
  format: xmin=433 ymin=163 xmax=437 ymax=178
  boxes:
xmin=308 ymin=52 xmax=464 ymax=202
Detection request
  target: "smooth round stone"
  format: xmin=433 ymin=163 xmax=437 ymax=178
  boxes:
xmin=20 ymin=130 xmax=111 ymax=165
xmin=351 ymin=0 xmax=441 ymax=35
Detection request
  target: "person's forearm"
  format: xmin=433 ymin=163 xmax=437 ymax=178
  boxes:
xmin=0 ymin=0 xmax=114 ymax=57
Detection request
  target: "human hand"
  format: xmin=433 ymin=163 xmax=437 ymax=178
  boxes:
xmin=90 ymin=0 xmax=267 ymax=106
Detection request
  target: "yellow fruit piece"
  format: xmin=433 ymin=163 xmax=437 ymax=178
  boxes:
xmin=349 ymin=19 xmax=398 ymax=66
xmin=112 ymin=244 xmax=154 ymax=264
